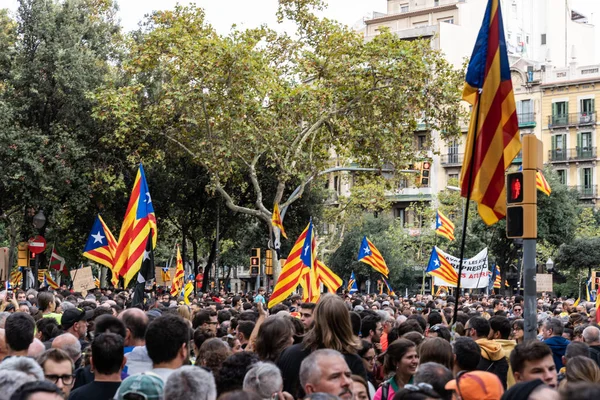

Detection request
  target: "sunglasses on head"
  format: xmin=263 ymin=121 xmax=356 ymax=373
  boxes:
xmin=404 ymin=383 xmax=440 ymax=398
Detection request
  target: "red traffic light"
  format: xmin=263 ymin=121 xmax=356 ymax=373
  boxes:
xmin=251 ymin=257 xmax=259 ymax=266
xmin=507 ymin=172 xmax=523 ymax=203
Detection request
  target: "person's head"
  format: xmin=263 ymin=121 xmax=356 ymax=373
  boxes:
xmin=164 ymin=365 xmax=216 ymax=400
xmin=37 ymin=348 xmax=75 ymax=396
xmin=358 ymin=340 xmax=376 ymax=372
xmin=243 ymin=362 xmax=283 ymax=399
xmin=236 ymin=320 xmax=255 ymax=343
xmin=445 ymin=371 xmax=504 ymax=400
xmin=351 ymin=375 xmax=370 ymax=400
xmin=564 ymin=341 xmax=590 ymax=366
xmin=254 ymin=316 xmax=294 ymax=362
xmin=91 ymin=332 xmax=125 ymax=377
xmin=16 ymin=291 xmax=26 ymax=303
xmin=94 ymin=314 xmax=126 ymax=337
xmin=0 ymin=370 xmax=36 ymax=399
xmin=37 ymin=292 xmax=55 ymax=313
xmin=558 ymin=381 xmax=600 ymax=400
xmin=361 ymin=314 xmax=382 ymax=343
xmin=299 ymin=302 xmax=316 ymax=329
xmin=304 ymin=294 xmax=359 ymax=354
xmin=146 ymin=314 xmax=190 ymax=368
xmin=115 ymin=373 xmax=164 ymax=400
xmin=510 ymin=341 xmax=557 ymax=387
xmin=8 ymin=380 xmax=64 ymax=400
xmin=512 ymin=304 xmax=523 ymax=318
xmin=197 ymin=338 xmax=231 ymax=374
xmin=0 ymin=355 xmax=44 ymax=380
xmin=452 ymin=337 xmax=481 ymax=373
xmin=464 ymin=316 xmax=489 ymax=340
xmin=61 ymin=308 xmax=92 ymax=339
xmin=564 ymin=355 xmax=600 ymax=386
xmin=51 ymin=333 xmax=81 ymax=363
xmin=5 ymin=312 xmax=35 ymax=354
xmin=192 ymin=310 xmax=218 ymax=332
xmin=582 ymin=326 xmax=600 ymax=345
xmin=511 ymin=319 xmax=524 ymax=342
xmin=542 ymin=318 xmax=564 ymax=339
xmin=414 ymin=362 xmax=453 ymax=400
xmin=384 ymin=338 xmax=419 ymax=377
xmin=118 ymin=307 xmax=149 ymax=347
xmin=419 ymin=337 xmax=453 ymax=370
xmin=216 ymin=351 xmax=260 ymax=395
xmin=427 ymin=324 xmax=451 ymax=342
xmin=488 ymin=316 xmax=511 ymax=340
xmin=300 ymin=349 xmax=353 ymax=400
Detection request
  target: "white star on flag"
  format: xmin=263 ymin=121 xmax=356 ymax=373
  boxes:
xmin=363 ymin=247 xmax=371 ymax=255
xmin=142 ymin=250 xmax=151 ymax=261
xmin=434 ymin=259 xmax=439 ymax=266
xmin=92 ymin=231 xmax=105 ymax=244
xmin=145 ymin=192 xmax=152 ymax=203
xmin=303 ymin=245 xmax=310 ymax=255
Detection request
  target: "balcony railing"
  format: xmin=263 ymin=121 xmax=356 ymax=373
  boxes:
xmin=548 ymin=147 xmax=597 ymax=162
xmin=440 ymin=153 xmax=463 ymax=166
xmin=517 ymin=112 xmax=536 ymax=128
xmin=548 ymin=112 xmax=597 ymax=128
xmin=570 ymin=185 xmax=597 ymax=198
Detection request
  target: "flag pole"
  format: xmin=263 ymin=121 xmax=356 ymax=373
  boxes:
xmin=452 ymin=90 xmax=482 ymax=325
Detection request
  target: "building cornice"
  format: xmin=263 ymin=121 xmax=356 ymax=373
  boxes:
xmin=365 ymin=3 xmax=459 ymax=25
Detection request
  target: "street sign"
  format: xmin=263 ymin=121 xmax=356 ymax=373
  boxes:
xmin=28 ymin=236 xmax=47 ymax=254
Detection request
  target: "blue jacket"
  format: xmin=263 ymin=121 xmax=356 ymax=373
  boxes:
xmin=544 ymin=335 xmax=570 ymax=370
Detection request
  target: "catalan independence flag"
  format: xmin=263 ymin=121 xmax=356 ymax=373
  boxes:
xmin=347 ymin=271 xmax=358 ymax=294
xmin=536 ymin=171 xmax=551 ymax=196
xmin=83 ymin=215 xmax=118 ymax=284
xmin=268 ymin=221 xmax=313 ymax=308
xmin=357 ymin=237 xmax=389 ymax=277
xmin=383 ymin=277 xmax=396 ymax=297
xmin=113 ymin=164 xmax=157 ymax=287
xmin=460 ymin=0 xmax=521 ymax=225
xmin=271 ymin=203 xmax=288 ymax=239
xmin=315 ymin=260 xmax=342 ymax=294
xmin=435 ymin=210 xmax=455 ymax=241
xmin=426 ymin=247 xmax=459 ymax=286
xmin=45 ymin=271 xmax=58 ymax=289
xmin=492 ymin=264 xmax=508 ymax=288
xmin=298 ymin=220 xmax=320 ymax=303
xmin=171 ymin=245 xmax=184 ymax=297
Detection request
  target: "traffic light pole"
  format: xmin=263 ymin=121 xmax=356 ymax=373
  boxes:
xmin=523 ymin=239 xmax=537 ymax=342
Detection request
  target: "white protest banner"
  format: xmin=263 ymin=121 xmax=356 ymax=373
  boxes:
xmin=433 ymin=247 xmax=490 ymax=288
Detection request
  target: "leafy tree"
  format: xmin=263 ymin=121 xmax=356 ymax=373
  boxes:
xmin=92 ymin=0 xmax=464 ymax=281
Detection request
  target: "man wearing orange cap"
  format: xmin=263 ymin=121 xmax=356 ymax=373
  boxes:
xmin=445 ymin=371 xmax=504 ymax=400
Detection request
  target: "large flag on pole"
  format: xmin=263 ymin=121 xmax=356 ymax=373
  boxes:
xmin=170 ymin=245 xmax=184 ymax=297
xmin=357 ymin=237 xmax=389 ymax=277
xmin=426 ymin=247 xmax=459 ymax=286
xmin=271 ymin=203 xmax=288 ymax=239
xmin=460 ymin=0 xmax=521 ymax=225
xmin=435 ymin=210 xmax=455 ymax=241
xmin=298 ymin=220 xmax=319 ymax=303
xmin=83 ymin=215 xmax=118 ymax=284
xmin=347 ymin=271 xmax=358 ymax=294
xmin=133 ymin=229 xmax=155 ymax=307
xmin=113 ymin=164 xmax=158 ymax=287
xmin=314 ymin=260 xmax=342 ymax=294
xmin=268 ymin=221 xmax=313 ymax=308
xmin=49 ymin=247 xmax=67 ymax=275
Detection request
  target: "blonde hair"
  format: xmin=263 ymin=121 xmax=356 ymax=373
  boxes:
xmin=178 ymin=305 xmax=191 ymax=320
xmin=565 ymin=356 xmax=600 ymax=385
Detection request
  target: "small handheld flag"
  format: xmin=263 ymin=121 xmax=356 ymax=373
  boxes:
xmin=49 ymin=247 xmax=67 ymax=275
xmin=347 ymin=271 xmax=358 ymax=294
xmin=357 ymin=237 xmax=389 ymax=277
xmin=426 ymin=247 xmax=459 ymax=286
xmin=435 ymin=211 xmax=455 ymax=241
xmin=271 ymin=203 xmax=288 ymax=239
xmin=171 ymin=245 xmax=184 ymax=297
xmin=382 ymin=277 xmax=396 ymax=297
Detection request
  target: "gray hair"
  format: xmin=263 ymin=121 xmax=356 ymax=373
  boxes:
xmin=60 ymin=301 xmax=76 ymax=311
xmin=0 ymin=370 xmax=36 ymax=400
xmin=544 ymin=317 xmax=564 ymax=336
xmin=0 ymin=355 xmax=44 ymax=380
xmin=52 ymin=333 xmax=82 ymax=362
xmin=414 ymin=362 xmax=453 ymax=400
xmin=0 ymin=312 xmax=10 ymax=329
xmin=299 ymin=349 xmax=344 ymax=388
xmin=243 ymin=362 xmax=283 ymax=399
xmin=583 ymin=326 xmax=600 ymax=344
xmin=164 ymin=365 xmax=216 ymax=400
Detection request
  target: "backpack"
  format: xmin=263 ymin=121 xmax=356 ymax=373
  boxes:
xmin=380 ymin=380 xmax=390 ymax=400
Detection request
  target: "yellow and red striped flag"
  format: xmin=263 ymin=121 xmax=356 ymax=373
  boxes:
xmin=268 ymin=220 xmax=314 ymax=308
xmin=460 ymin=0 xmax=521 ymax=225
xmin=83 ymin=215 xmax=118 ymax=286
xmin=595 ymin=288 xmax=600 ymax=324
xmin=271 ymin=203 xmax=287 ymax=239
xmin=536 ymin=171 xmax=551 ymax=196
xmin=112 ymin=164 xmax=157 ymax=287
xmin=44 ymin=271 xmax=59 ymax=290
xmin=426 ymin=247 xmax=459 ymax=286
xmin=435 ymin=210 xmax=455 ymax=241
xmin=171 ymin=246 xmax=184 ymax=297
xmin=10 ymin=269 xmax=22 ymax=287
xmin=315 ymin=260 xmax=343 ymax=294
xmin=357 ymin=237 xmax=389 ymax=277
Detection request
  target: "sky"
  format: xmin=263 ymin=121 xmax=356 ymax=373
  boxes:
xmin=5 ymin=0 xmax=388 ymax=33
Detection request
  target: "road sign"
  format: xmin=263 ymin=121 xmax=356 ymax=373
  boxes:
xmin=28 ymin=236 xmax=47 ymax=254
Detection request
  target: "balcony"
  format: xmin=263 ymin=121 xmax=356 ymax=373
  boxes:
xmin=548 ymin=112 xmax=596 ymax=129
xmin=548 ymin=147 xmax=597 ymax=162
xmin=517 ymin=113 xmax=536 ymax=128
xmin=512 ymin=151 xmax=522 ymax=164
xmin=440 ymin=153 xmax=463 ymax=167
xmin=570 ymin=185 xmax=597 ymax=198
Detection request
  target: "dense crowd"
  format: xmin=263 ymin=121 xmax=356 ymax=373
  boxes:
xmin=0 ymin=286 xmax=599 ymax=400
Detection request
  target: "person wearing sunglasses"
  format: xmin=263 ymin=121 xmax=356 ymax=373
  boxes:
xmin=37 ymin=348 xmax=75 ymax=397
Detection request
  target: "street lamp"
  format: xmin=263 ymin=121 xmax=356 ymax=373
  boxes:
xmin=546 ymin=258 xmax=554 ymax=273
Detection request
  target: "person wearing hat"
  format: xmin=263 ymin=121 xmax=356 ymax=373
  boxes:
xmin=445 ymin=371 xmax=504 ymax=400
xmin=61 ymin=308 xmax=93 ymax=348
xmin=115 ymin=373 xmax=164 ymax=400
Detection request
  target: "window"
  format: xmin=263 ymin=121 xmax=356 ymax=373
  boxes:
xmin=417 ymin=134 xmax=428 ymax=150
xmin=512 ymin=3 xmax=517 ymax=14
xmin=557 ymin=170 xmax=566 ymax=185
xmin=541 ymin=34 xmax=546 ymax=45
xmin=581 ymin=167 xmax=593 ymax=189
xmin=448 ymin=173 xmax=459 ymax=183
xmin=526 ymin=35 xmax=529 ymax=44
xmin=578 ymin=132 xmax=593 ymax=158
xmin=333 ymin=176 xmax=339 ymax=193
xmin=552 ymin=101 xmax=568 ymax=125
xmin=440 ymin=18 xmax=454 ymax=24
xmin=434 ymin=0 xmax=439 ymax=6
xmin=551 ymin=134 xmax=566 ymax=161
xmin=580 ymin=98 xmax=595 ymax=114
xmin=517 ymin=99 xmax=533 ymax=122
xmin=448 ymin=141 xmax=459 ymax=163
xmin=400 ymin=4 xmax=409 ymax=13
xmin=394 ymin=208 xmax=406 ymax=226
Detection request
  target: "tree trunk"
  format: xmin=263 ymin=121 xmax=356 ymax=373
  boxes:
xmin=202 ymin=238 xmax=217 ymax=293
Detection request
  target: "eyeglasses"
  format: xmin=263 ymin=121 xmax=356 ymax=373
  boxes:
xmin=362 ymin=356 xmax=375 ymax=362
xmin=45 ymin=374 xmax=74 ymax=385
xmin=514 ymin=308 xmax=522 ymax=312
xmin=207 ymin=321 xmax=218 ymax=325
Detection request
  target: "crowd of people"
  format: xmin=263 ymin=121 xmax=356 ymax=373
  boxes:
xmin=0 ymin=285 xmax=599 ymax=400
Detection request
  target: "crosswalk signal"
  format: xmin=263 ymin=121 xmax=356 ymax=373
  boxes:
xmin=420 ymin=161 xmax=431 ymax=186
xmin=250 ymin=248 xmax=260 ymax=276
xmin=265 ymin=249 xmax=273 ymax=275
